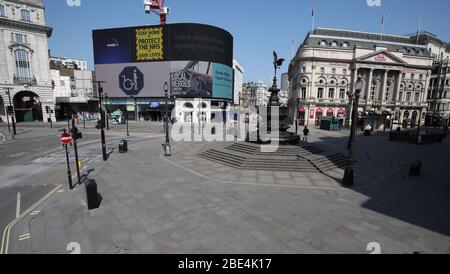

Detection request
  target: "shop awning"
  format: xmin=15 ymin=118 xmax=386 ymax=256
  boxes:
xmin=298 ymin=107 xmax=306 ymax=113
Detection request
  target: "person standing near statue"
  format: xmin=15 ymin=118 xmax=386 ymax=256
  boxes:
xmin=303 ymin=126 xmax=310 ymax=143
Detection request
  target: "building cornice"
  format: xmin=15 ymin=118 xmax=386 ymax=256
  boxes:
xmin=4 ymin=0 xmax=44 ymax=9
xmin=0 ymin=16 xmax=52 ymax=37
xmin=294 ymin=56 xmax=432 ymax=72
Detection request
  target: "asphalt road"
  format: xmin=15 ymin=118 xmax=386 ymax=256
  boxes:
xmin=0 ymin=184 xmax=57 ymax=253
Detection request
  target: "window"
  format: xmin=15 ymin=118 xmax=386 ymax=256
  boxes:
xmin=320 ymin=67 xmax=325 ymax=74
xmin=406 ymin=92 xmax=412 ymax=102
xmin=446 ymin=80 xmax=449 ymax=86
xmin=332 ymin=68 xmax=336 ymax=74
xmin=339 ymin=89 xmax=345 ymax=100
xmin=385 ymin=82 xmax=391 ymax=101
xmin=0 ymin=4 xmax=5 ymax=17
xmin=402 ymin=73 xmax=405 ymax=78
xmin=419 ymin=74 xmax=423 ymax=80
xmin=21 ymin=9 xmax=31 ymax=21
xmin=343 ymin=69 xmax=347 ymax=75
xmin=411 ymin=74 xmax=415 ymax=79
xmin=15 ymin=50 xmax=31 ymax=80
xmin=414 ymin=92 xmax=420 ymax=102
xmin=301 ymin=87 xmax=306 ymax=99
xmin=331 ymin=41 xmax=338 ymax=47
xmin=318 ymin=88 xmax=324 ymax=99
xmin=342 ymin=42 xmax=349 ymax=48
xmin=302 ymin=66 xmax=306 ymax=73
xmin=328 ymin=88 xmax=335 ymax=99
xmin=370 ymin=85 xmax=376 ymax=100
xmin=11 ymin=33 xmax=27 ymax=44
xmin=320 ymin=40 xmax=327 ymax=46
xmin=399 ymin=91 xmax=403 ymax=102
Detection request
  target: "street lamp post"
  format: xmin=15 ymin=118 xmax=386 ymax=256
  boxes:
xmin=5 ymin=88 xmax=16 ymax=136
xmin=105 ymin=94 xmax=110 ymax=131
xmin=163 ymin=81 xmax=171 ymax=156
xmin=342 ymin=77 xmax=365 ymax=187
xmin=346 ymin=90 xmax=354 ymax=149
xmin=5 ymin=100 xmax=11 ymax=133
xmin=96 ymin=81 xmax=108 ymax=161
xmin=126 ymin=112 xmax=130 ymax=137
xmin=295 ymin=98 xmax=300 ymax=135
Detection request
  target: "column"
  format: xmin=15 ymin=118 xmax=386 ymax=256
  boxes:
xmin=380 ymin=70 xmax=388 ymax=103
xmin=366 ymin=69 xmax=373 ymax=101
xmin=395 ymin=72 xmax=402 ymax=103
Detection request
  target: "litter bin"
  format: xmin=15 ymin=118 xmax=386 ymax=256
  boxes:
xmin=119 ymin=140 xmax=128 ymax=153
xmin=409 ymin=161 xmax=422 ymax=177
xmin=85 ymin=179 xmax=102 ymax=210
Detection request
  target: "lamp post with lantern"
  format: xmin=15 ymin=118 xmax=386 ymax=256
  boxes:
xmin=163 ymin=81 xmax=171 ymax=156
xmin=342 ymin=77 xmax=365 ymax=187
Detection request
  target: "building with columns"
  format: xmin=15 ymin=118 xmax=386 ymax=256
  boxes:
xmin=288 ymin=28 xmax=435 ymax=129
xmin=0 ymin=0 xmax=54 ymax=124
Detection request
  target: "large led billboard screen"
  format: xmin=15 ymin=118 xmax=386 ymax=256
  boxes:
xmin=93 ymin=23 xmax=233 ymax=100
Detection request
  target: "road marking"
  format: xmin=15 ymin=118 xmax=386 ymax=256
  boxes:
xmin=57 ymin=189 xmax=65 ymax=193
xmin=0 ymin=184 xmax=62 ymax=254
xmin=30 ymin=210 xmax=40 ymax=216
xmin=18 ymin=233 xmax=30 ymax=241
xmin=16 ymin=192 xmax=21 ymax=218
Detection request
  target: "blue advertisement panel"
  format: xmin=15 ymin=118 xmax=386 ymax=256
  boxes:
xmin=212 ymin=63 xmax=233 ymax=100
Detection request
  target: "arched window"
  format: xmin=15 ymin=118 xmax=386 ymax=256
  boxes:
xmin=331 ymin=41 xmax=338 ymax=48
xmin=409 ymin=48 xmax=416 ymax=55
xmin=319 ymin=40 xmax=327 ymax=47
xmin=0 ymin=4 xmax=5 ymax=17
xmin=21 ymin=9 xmax=31 ymax=21
xmin=342 ymin=42 xmax=349 ymax=48
xmin=417 ymin=50 xmax=424 ymax=56
xmin=198 ymin=102 xmax=207 ymax=109
xmin=183 ymin=102 xmax=193 ymax=109
xmin=15 ymin=49 xmax=31 ymax=81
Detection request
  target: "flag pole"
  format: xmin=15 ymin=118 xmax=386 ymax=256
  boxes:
xmin=381 ymin=13 xmax=385 ymax=42
xmin=416 ymin=17 xmax=422 ymax=45
xmin=311 ymin=5 xmax=315 ymax=33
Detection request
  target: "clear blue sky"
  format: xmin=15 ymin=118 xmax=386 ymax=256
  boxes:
xmin=45 ymin=0 xmax=450 ymax=84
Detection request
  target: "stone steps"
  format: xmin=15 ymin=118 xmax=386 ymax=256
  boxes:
xmin=198 ymin=149 xmax=246 ymax=168
xmin=299 ymin=153 xmax=348 ymax=172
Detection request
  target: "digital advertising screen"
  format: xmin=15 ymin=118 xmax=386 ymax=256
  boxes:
xmin=93 ymin=23 xmax=234 ymax=100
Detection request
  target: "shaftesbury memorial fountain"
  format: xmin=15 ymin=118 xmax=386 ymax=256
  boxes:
xmin=248 ymin=51 xmax=301 ymax=145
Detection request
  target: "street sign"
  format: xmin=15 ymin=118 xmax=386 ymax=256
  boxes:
xmin=60 ymin=132 xmax=73 ymax=145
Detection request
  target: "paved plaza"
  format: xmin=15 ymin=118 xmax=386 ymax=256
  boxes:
xmin=1 ymin=124 xmax=449 ymax=254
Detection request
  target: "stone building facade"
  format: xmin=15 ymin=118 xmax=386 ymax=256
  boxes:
xmin=288 ymin=28 xmax=435 ymax=129
xmin=0 ymin=0 xmax=54 ymax=123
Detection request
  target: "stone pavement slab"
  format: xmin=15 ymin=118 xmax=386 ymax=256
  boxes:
xmin=7 ymin=133 xmax=448 ymax=254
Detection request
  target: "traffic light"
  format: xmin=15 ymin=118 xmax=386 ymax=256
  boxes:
xmin=71 ymin=126 xmax=83 ymax=140
xmin=96 ymin=120 xmax=104 ymax=129
xmin=6 ymin=106 xmax=13 ymax=115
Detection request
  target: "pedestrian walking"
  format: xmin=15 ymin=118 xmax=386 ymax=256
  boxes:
xmin=302 ymin=126 xmax=310 ymax=142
